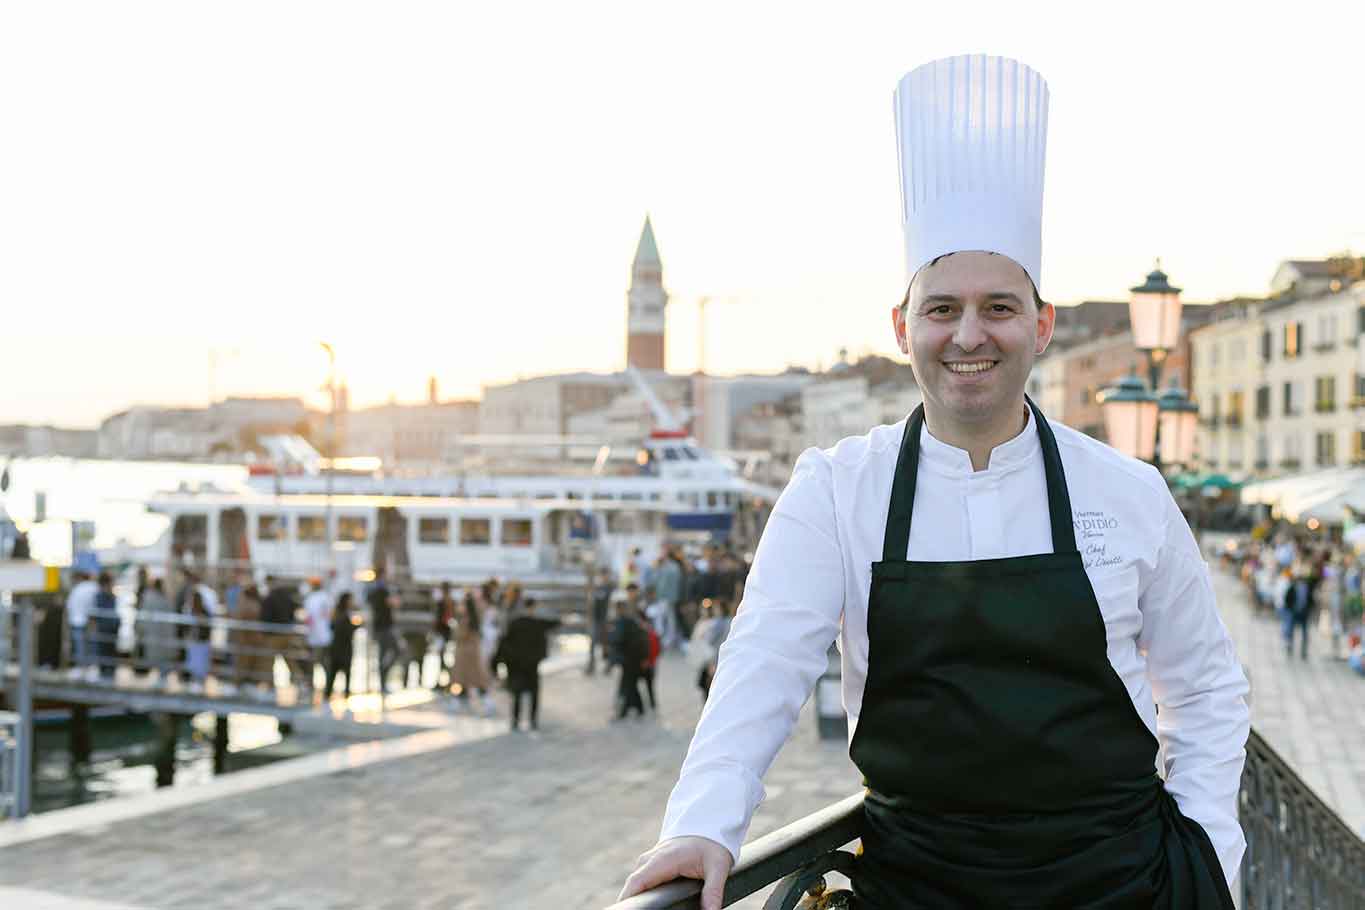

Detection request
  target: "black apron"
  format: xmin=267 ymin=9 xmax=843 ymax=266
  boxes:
xmin=848 ymin=399 xmax=1234 ymax=909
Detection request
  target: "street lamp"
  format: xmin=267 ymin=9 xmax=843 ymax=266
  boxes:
xmin=1128 ymin=261 xmax=1183 ymax=392
xmin=1157 ymin=383 xmax=1200 ymax=468
xmin=1100 ymin=263 xmax=1194 ymax=471
xmin=1099 ymin=372 xmax=1159 ymax=463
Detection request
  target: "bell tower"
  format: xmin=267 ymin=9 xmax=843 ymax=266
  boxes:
xmin=626 ymin=215 xmax=667 ymax=371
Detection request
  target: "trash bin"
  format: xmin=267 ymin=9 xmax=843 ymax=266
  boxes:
xmin=814 ymin=643 xmax=847 ymax=741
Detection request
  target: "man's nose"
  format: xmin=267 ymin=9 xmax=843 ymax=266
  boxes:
xmin=952 ymin=310 xmax=986 ymax=351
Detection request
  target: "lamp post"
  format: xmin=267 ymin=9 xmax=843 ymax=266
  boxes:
xmin=320 ymin=343 xmax=336 ymax=573
xmin=1100 ymin=263 xmax=1194 ymax=472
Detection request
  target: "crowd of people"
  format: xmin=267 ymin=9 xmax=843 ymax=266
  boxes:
xmin=1226 ymin=525 xmax=1365 ymax=671
xmin=586 ymin=542 xmax=747 ymax=721
xmin=43 ymin=540 xmax=752 ymax=728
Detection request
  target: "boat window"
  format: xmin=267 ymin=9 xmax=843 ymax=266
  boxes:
xmin=418 ymin=517 xmax=450 ymax=544
xmin=338 ymin=516 xmax=368 ymax=542
xmin=501 ymin=519 xmax=533 ymax=547
xmin=663 ymin=448 xmax=680 ymax=461
xmin=707 ymin=491 xmax=719 ymax=508
xmin=685 ymin=492 xmax=700 ymax=509
xmin=682 ymin=447 xmax=700 ymax=460
xmin=648 ymin=492 xmax=661 ymax=502
xmin=566 ymin=491 xmax=580 ymax=500
xmin=723 ymin=492 xmax=734 ymax=507
xmin=257 ymin=514 xmax=286 ymax=542
xmin=298 ymin=515 xmax=326 ymax=542
xmin=460 ymin=518 xmax=491 ymax=546
xmin=591 ymin=492 xmax=613 ymax=501
xmin=621 ymin=492 xmax=643 ymax=501
xmin=535 ymin=492 xmax=556 ymax=500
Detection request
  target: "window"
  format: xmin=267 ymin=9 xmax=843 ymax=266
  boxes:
xmin=663 ymin=448 xmax=680 ymax=462
xmin=1282 ymin=381 xmax=1299 ymax=416
xmin=706 ymin=491 xmax=719 ymax=508
xmin=1254 ymin=385 xmax=1271 ymax=420
xmin=1354 ymin=431 xmax=1365 ymax=464
xmin=681 ymin=447 xmax=700 ymax=461
xmin=1210 ymin=343 xmax=1221 ymax=366
xmin=1355 ymin=374 xmax=1365 ymax=406
xmin=1358 ymin=306 xmax=1365 ymax=337
xmin=1227 ymin=390 xmax=1244 ymax=426
xmin=459 ymin=518 xmax=491 ymax=545
xmin=298 ymin=515 xmax=326 ymax=542
xmin=1255 ymin=435 xmax=1270 ymax=469
xmin=1314 ymin=376 xmax=1337 ymax=413
xmin=337 ymin=516 xmax=368 ymax=542
xmin=1260 ymin=329 xmax=1272 ymax=363
xmin=257 ymin=513 xmax=286 ymax=541
xmin=1316 ymin=431 xmax=1337 ymax=467
xmin=501 ymin=518 xmax=533 ymax=547
xmin=418 ymin=517 xmax=450 ymax=544
xmin=1283 ymin=321 xmax=1302 ymax=358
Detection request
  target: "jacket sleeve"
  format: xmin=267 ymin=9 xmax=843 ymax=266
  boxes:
xmin=1137 ymin=490 xmax=1250 ymax=891
xmin=658 ymin=447 xmax=846 ymax=861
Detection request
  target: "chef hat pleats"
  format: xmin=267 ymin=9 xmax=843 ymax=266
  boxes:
xmin=894 ymin=54 xmax=1050 ymax=293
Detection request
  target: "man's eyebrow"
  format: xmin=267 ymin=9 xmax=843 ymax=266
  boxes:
xmin=920 ymin=292 xmax=1023 ymax=305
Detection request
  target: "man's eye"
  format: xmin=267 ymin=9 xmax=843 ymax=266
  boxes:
xmin=991 ymin=304 xmax=1013 ymax=313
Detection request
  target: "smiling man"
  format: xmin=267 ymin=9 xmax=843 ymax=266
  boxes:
xmin=620 ymin=55 xmax=1249 ymax=909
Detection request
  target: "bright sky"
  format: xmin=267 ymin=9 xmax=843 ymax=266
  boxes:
xmin=4 ymin=1 xmax=1363 ymax=428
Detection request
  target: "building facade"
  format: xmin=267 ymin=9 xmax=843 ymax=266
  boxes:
xmin=1189 ymin=275 xmax=1365 ymax=476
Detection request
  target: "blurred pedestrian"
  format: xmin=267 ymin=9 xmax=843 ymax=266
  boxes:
xmin=452 ymin=592 xmax=494 ymax=715
xmin=433 ymin=581 xmax=456 ymax=690
xmin=302 ymin=577 xmax=333 ymax=699
xmin=610 ymin=584 xmax=649 ymax=720
xmin=493 ymin=597 xmax=560 ymax=731
xmin=185 ymin=588 xmax=213 ymax=691
xmin=65 ymin=570 xmax=97 ymax=678
xmin=326 ymin=592 xmax=357 ymax=700
xmin=367 ymin=567 xmax=398 ymax=695
xmin=93 ymin=571 xmax=120 ymax=681
xmin=585 ymin=566 xmax=613 ymax=675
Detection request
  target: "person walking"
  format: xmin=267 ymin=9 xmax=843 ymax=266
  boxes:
xmin=325 ymin=592 xmax=357 ymax=701
xmin=493 ymin=597 xmax=560 ymax=731
xmin=184 ymin=589 xmax=213 ymax=692
xmin=432 ymin=581 xmax=456 ymax=690
xmin=92 ymin=571 xmax=120 ymax=681
xmin=138 ymin=577 xmax=178 ymax=685
xmin=1281 ymin=562 xmax=1315 ymax=660
xmin=367 ymin=567 xmax=398 ymax=695
xmin=585 ymin=567 xmax=614 ymax=675
xmin=65 ymin=570 xmax=98 ymax=679
xmin=261 ymin=575 xmax=299 ymax=689
xmin=636 ymin=603 xmax=661 ymax=713
xmin=302 ymin=577 xmax=333 ymax=700
xmin=451 ymin=592 xmax=494 ymax=715
xmin=610 ymin=585 xmax=649 ymax=720
xmin=234 ymin=583 xmax=270 ymax=694
xmin=653 ymin=549 xmax=684 ymax=649
xmin=621 ymin=55 xmax=1248 ymax=910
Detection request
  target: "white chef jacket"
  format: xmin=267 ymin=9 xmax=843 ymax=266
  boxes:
xmin=659 ymin=407 xmax=1250 ymax=890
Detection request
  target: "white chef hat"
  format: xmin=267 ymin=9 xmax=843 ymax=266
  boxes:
xmin=894 ymin=54 xmax=1050 ymax=294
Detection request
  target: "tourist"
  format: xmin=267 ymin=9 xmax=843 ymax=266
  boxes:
xmin=367 ymin=567 xmax=398 ymax=695
xmin=493 ymin=596 xmax=559 ymax=731
xmin=64 ymin=570 xmax=97 ymax=679
xmin=302 ymin=577 xmax=332 ymax=699
xmin=326 ymin=592 xmax=357 ymax=700
xmin=609 ymin=585 xmax=648 ymax=720
xmin=653 ymin=552 xmax=684 ymax=650
xmin=636 ymin=602 xmax=661 ymax=713
xmin=92 ymin=571 xmax=120 ymax=681
xmin=451 ymin=592 xmax=494 ymax=715
xmin=261 ymin=574 xmax=299 ymax=689
xmin=584 ymin=566 xmax=613 ymax=675
xmin=138 ymin=578 xmax=178 ymax=685
xmin=432 ymin=581 xmax=456 ymax=690
xmin=184 ymin=588 xmax=213 ymax=692
xmin=1281 ymin=562 xmax=1315 ymax=660
xmin=234 ymin=583 xmax=271 ymax=693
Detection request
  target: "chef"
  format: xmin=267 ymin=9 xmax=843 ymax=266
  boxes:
xmin=619 ymin=54 xmax=1249 ymax=909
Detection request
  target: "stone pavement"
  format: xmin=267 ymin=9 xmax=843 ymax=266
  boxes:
xmin=1208 ymin=555 xmax=1365 ymax=836
xmin=2 ymin=559 xmax=1362 ymax=910
xmin=0 ymin=652 xmax=861 ymax=910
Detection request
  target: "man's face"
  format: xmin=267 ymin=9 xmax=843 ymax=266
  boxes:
xmin=892 ymin=251 xmax=1054 ymax=426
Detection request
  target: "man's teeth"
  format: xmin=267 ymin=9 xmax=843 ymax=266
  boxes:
xmin=946 ymin=361 xmax=996 ymax=374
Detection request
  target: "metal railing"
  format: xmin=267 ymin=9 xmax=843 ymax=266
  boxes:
xmin=0 ymin=710 xmax=17 ymax=819
xmin=607 ymin=730 xmax=1365 ymax=909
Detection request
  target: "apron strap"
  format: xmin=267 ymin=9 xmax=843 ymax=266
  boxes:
xmin=881 ymin=396 xmax=1077 ymax=561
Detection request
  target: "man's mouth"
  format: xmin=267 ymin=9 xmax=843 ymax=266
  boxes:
xmin=944 ymin=360 xmax=998 ymax=374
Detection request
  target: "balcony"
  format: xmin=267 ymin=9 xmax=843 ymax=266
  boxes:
xmin=1280 ymin=458 xmax=1302 ymax=470
xmin=1202 ymin=416 xmax=1222 ymax=430
xmin=1225 ymin=415 xmax=1244 ymax=428
xmin=1350 ymin=396 xmax=1365 ymax=410
xmin=1315 ymin=402 xmax=1338 ymax=414
xmin=1313 ymin=341 xmax=1337 ymax=353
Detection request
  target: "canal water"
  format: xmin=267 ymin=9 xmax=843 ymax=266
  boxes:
xmin=32 ymin=710 xmax=313 ymax=814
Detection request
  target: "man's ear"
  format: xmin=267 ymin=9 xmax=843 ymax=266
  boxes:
xmin=891 ymin=306 xmax=909 ymax=354
xmin=1034 ymin=301 xmax=1056 ymax=355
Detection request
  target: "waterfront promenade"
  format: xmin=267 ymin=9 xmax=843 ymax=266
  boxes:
xmin=1 ymin=559 xmax=1362 ymax=909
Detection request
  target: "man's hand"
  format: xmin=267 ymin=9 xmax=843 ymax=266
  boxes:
xmin=618 ymin=836 xmax=734 ymax=910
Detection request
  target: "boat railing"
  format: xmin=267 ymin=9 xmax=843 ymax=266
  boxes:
xmin=603 ymin=729 xmax=1365 ymax=909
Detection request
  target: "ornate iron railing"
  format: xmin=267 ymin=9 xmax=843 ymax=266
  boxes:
xmin=607 ymin=730 xmax=1365 ymax=909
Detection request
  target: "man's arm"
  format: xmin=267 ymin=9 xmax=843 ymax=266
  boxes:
xmin=1138 ymin=488 xmax=1251 ymax=889
xmin=657 ymin=446 xmax=846 ymax=860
